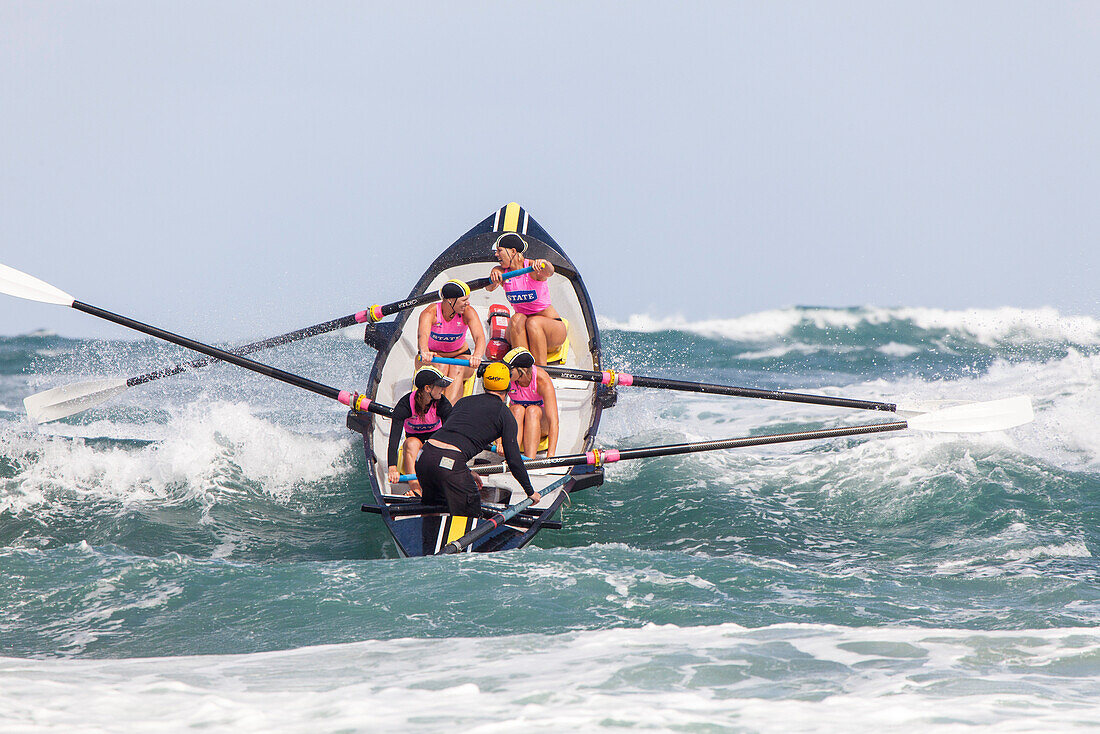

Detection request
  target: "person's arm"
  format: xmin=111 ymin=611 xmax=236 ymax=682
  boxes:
xmin=530 ymin=258 xmax=554 ymax=282
xmin=539 ymin=371 xmax=559 ymax=458
xmin=464 ymin=305 xmax=487 ymax=369
xmin=416 ymin=306 xmax=435 ymax=362
xmin=436 ymin=396 xmax=453 ymax=424
xmin=500 ymin=405 xmax=536 ymax=497
xmin=387 ymin=398 xmax=412 ymax=467
xmin=487 ymin=265 xmax=506 ymax=290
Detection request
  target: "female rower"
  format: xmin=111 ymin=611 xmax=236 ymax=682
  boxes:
xmin=387 ymin=366 xmax=454 ymax=497
xmin=503 ymin=347 xmax=559 ymax=459
xmin=486 ymin=232 xmax=567 ymax=366
xmin=416 ymin=279 xmax=486 ymax=404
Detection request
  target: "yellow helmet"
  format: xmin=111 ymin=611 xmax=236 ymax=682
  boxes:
xmin=481 ymin=362 xmax=511 ymax=392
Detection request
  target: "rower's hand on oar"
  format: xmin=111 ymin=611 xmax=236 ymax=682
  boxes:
xmin=419 ymin=350 xmax=434 ymax=364
xmin=488 ymin=267 xmax=505 ymax=288
xmin=387 ymin=466 xmax=400 ymax=485
xmin=529 ymin=492 xmax=542 ymax=504
xmin=468 ymin=353 xmax=482 ymax=371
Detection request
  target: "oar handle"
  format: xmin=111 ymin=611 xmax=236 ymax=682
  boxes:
xmin=357 ymin=266 xmax=534 ymax=324
xmin=70 ymin=301 xmax=393 ymax=417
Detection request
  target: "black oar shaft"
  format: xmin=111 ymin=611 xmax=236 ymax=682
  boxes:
xmin=541 ymin=365 xmax=897 ymax=413
xmin=438 ymin=475 xmax=570 ymax=555
xmin=71 ymin=301 xmax=392 ymax=417
xmin=610 ymin=422 xmax=906 ymax=459
xmin=372 ymin=274 xmax=490 ymax=320
xmin=438 ymin=497 xmax=535 ymax=555
xmin=471 ymin=422 xmax=908 ymax=474
xmin=122 ymin=267 xmax=532 ymax=388
xmin=126 ymin=314 xmax=357 ymax=386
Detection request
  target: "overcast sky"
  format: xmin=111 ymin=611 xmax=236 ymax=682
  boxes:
xmin=2 ymin=2 xmax=1098 ymax=339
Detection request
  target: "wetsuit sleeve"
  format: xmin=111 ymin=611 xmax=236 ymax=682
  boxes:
xmin=499 ymin=404 xmax=535 ymax=496
xmin=387 ymin=397 xmax=413 ymax=466
xmin=436 ymin=397 xmax=453 ymax=424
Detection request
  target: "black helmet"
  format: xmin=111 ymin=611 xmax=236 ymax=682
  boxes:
xmin=494 ymin=232 xmax=528 ymax=254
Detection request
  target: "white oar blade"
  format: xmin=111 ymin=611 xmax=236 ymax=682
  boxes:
xmin=23 ymin=378 xmax=129 ymax=424
xmin=895 ymin=399 xmax=967 ymax=416
xmin=0 ymin=263 xmax=75 ymax=306
xmin=907 ymin=396 xmax=1034 ymax=433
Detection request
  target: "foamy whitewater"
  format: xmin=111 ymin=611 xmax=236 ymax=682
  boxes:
xmin=2 ymin=306 xmax=1099 ymax=732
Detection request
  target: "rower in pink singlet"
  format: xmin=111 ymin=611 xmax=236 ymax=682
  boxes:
xmin=502 ymin=260 xmax=552 ymax=316
xmin=403 ymin=390 xmax=445 ymax=435
xmin=486 ymin=233 xmax=568 ymax=366
xmin=503 ymin=347 xmax=558 ymax=458
xmin=416 ymin=279 xmax=486 ymax=404
xmin=387 ymin=366 xmax=455 ymax=497
xmin=426 ymin=301 xmax=468 ymax=354
xmin=508 ymin=362 xmax=544 ymax=406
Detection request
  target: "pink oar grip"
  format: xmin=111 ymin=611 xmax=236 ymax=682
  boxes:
xmin=600 ymin=371 xmax=634 ymax=387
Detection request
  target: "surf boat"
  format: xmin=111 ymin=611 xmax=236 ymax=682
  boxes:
xmin=349 ymin=204 xmax=615 ymax=556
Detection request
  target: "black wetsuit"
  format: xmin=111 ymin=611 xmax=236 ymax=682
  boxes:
xmin=386 ymin=391 xmax=453 ymax=467
xmin=415 ymin=392 xmax=534 ymax=516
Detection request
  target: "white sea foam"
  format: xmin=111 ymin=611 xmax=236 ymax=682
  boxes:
xmin=600 ymin=306 xmax=1100 ymax=346
xmin=609 ymin=347 xmax=1100 ymax=474
xmin=877 ymin=341 xmax=921 ymax=357
xmin=0 ymin=401 xmax=353 ymax=517
xmin=3 ymin=623 xmax=1100 ymax=732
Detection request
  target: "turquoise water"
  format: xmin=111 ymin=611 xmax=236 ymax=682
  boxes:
xmin=2 ymin=306 xmax=1099 ymax=731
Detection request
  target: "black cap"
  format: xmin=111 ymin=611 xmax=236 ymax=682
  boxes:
xmin=414 ymin=367 xmax=453 ymax=389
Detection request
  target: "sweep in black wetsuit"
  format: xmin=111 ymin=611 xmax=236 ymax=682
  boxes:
xmin=415 ymin=392 xmax=535 ymax=517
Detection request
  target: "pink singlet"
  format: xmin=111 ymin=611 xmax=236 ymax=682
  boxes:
xmin=503 ymin=259 xmax=552 ymax=316
xmin=405 ymin=392 xmax=443 ymax=435
xmin=508 ymin=365 xmax=544 ymax=406
xmin=426 ymin=302 xmax=468 ymax=353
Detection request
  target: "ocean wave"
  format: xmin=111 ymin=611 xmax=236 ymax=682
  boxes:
xmin=599 ymin=306 xmax=1100 ymax=348
xmin=0 ymin=401 xmax=353 ymax=518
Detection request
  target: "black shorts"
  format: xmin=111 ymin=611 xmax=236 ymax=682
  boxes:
xmin=404 ymin=429 xmax=437 ymax=444
xmin=415 ymin=443 xmax=481 ymax=518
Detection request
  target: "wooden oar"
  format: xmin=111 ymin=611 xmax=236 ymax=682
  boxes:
xmin=20 ymin=266 xmax=533 ymax=423
xmin=438 ymin=476 xmax=571 ymax=555
xmin=0 ymin=263 xmax=393 ymax=420
xmin=430 ymin=356 xmax=1033 ymax=424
